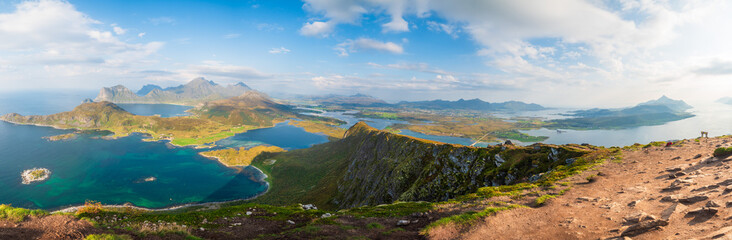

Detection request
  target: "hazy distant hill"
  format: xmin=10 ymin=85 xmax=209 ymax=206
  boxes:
xmin=95 ymin=77 xmax=252 ymax=105
xmin=136 ymin=84 xmax=163 ymax=96
xmin=717 ymin=97 xmax=732 ymax=105
xmin=552 ymin=96 xmax=694 ymax=129
xmin=309 ymin=94 xmax=545 ymax=112
xmin=311 ymin=93 xmax=388 ymax=107
xmin=395 ymin=98 xmax=546 ymax=112
xmin=636 ymin=95 xmax=693 ymax=112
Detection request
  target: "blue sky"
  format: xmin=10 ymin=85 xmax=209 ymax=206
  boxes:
xmin=0 ymin=0 xmax=731 ymax=107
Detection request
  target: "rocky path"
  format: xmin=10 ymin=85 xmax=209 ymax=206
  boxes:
xmin=461 ymin=137 xmax=732 ymax=240
xmin=0 ymin=215 xmax=101 ymax=240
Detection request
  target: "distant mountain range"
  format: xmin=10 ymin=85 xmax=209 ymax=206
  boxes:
xmin=552 ymin=96 xmax=694 ymax=129
xmin=95 ymin=77 xmax=252 ymax=105
xmin=311 ymin=94 xmax=388 ymax=107
xmin=394 ymin=98 xmax=545 ymax=112
xmin=717 ymin=97 xmax=732 ymax=105
xmin=569 ymin=95 xmax=692 ymax=118
xmin=311 ymin=94 xmax=545 ymax=112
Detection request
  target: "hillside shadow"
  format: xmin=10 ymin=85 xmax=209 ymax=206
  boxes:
xmin=200 ymin=166 xmax=269 ymax=203
xmin=0 ymin=227 xmax=43 ymax=239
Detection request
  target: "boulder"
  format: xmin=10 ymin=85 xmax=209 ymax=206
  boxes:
xmin=692 ymin=184 xmax=720 ymax=192
xmin=703 ymin=226 xmax=732 ymax=240
xmin=706 ymin=200 xmax=721 ymax=208
xmin=665 ymin=166 xmax=683 ymax=172
xmin=679 ymin=194 xmax=709 ymax=205
xmin=622 ymin=212 xmax=655 ymax=225
xmin=663 ymin=179 xmax=693 ymax=191
xmin=301 ymin=204 xmax=317 ymax=210
xmin=627 ymin=200 xmax=642 ymax=207
xmin=396 ymin=220 xmax=410 ymax=226
xmin=660 ymin=203 xmax=684 ymax=220
xmin=621 ymin=219 xmax=669 ymax=237
xmin=660 ymin=195 xmax=680 ymax=203
xmin=686 ymin=206 xmax=718 ymax=217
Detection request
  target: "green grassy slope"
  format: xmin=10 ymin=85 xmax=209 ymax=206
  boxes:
xmin=249 ymin=122 xmax=594 ymax=210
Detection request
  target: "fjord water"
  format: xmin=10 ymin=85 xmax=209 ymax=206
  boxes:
xmin=0 ymin=91 xmax=289 ymax=210
xmin=215 ymin=121 xmax=329 ymax=150
xmin=116 ymin=104 xmax=193 ymax=117
xmin=300 ymin=108 xmax=491 ymax=146
xmin=0 ymin=121 xmax=267 ymax=210
xmin=521 ymin=103 xmax=732 ymax=147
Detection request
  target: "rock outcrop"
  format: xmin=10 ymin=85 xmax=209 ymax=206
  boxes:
xmin=332 ymin=122 xmax=589 ymax=208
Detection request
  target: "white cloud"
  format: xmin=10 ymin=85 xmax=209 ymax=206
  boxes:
xmin=0 ymin=0 xmax=164 ymax=90
xmin=111 ymin=24 xmax=126 ymax=35
xmin=223 ymin=33 xmax=241 ymax=39
xmin=256 ymin=23 xmax=284 ymax=32
xmin=299 ymin=21 xmax=335 ymax=37
xmin=299 ymin=0 xmax=732 ymax=106
xmin=179 ymin=61 xmax=270 ymax=81
xmin=427 ymin=21 xmax=457 ymax=38
xmin=368 ymin=62 xmax=448 ymax=74
xmin=335 ymin=38 xmax=403 ymax=56
xmin=148 ymin=16 xmax=175 ymax=25
xmin=269 ymin=47 xmax=291 ymax=54
xmin=138 ymin=32 xmax=145 ymax=38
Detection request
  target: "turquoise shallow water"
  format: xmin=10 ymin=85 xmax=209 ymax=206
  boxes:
xmin=0 ymin=121 xmax=269 ymax=210
xmin=0 ymin=91 xmax=327 ymax=210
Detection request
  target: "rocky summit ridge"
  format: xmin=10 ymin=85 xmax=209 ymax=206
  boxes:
xmin=94 ymin=77 xmax=252 ymax=105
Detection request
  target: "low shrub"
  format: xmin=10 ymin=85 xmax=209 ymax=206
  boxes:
xmin=714 ymin=147 xmax=732 ymax=158
xmin=77 ymin=200 xmax=103 ymax=215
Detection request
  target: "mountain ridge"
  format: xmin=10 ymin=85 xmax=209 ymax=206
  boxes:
xmin=250 ymin=121 xmax=590 ymax=209
xmin=95 ymin=77 xmax=252 ymax=105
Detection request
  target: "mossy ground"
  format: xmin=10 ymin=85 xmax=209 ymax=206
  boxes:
xmin=0 ymin=204 xmax=47 ymax=222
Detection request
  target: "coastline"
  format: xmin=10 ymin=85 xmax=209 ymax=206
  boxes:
xmin=0 ymin=119 xmax=225 ymax=149
xmin=198 ymin=153 xmax=236 ymax=167
xmin=52 ymin=165 xmax=271 ymax=214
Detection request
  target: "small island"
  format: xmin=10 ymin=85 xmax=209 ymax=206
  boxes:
xmin=21 ymin=168 xmax=51 ymax=184
xmin=43 ymin=133 xmax=77 ymax=141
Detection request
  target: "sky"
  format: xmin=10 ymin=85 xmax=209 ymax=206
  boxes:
xmin=0 ymin=0 xmax=731 ymax=107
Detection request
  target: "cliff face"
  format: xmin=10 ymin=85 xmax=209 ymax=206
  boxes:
xmin=251 ymin=121 xmax=592 ymax=209
xmin=94 ymin=78 xmax=252 ymax=105
xmin=333 ymin=122 xmax=588 ymax=208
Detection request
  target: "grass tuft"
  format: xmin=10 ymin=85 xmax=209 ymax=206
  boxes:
xmin=84 ymin=234 xmax=133 ymax=240
xmin=0 ymin=204 xmax=47 ymax=222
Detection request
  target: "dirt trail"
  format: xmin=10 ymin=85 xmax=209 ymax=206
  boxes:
xmin=0 ymin=215 xmax=101 ymax=240
xmin=461 ymin=137 xmax=732 ymax=240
